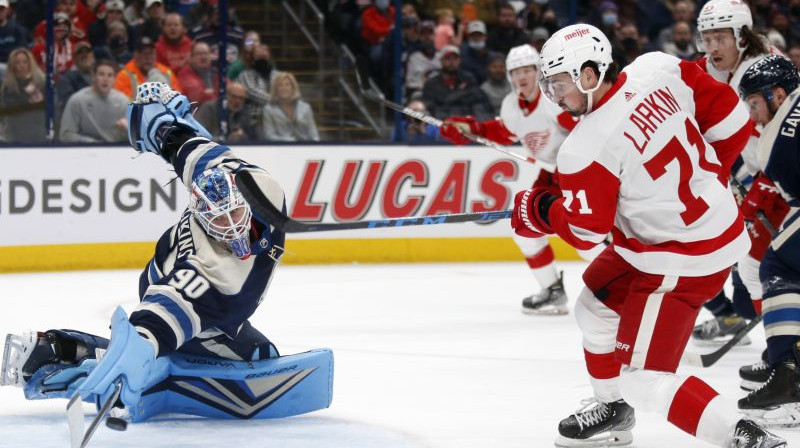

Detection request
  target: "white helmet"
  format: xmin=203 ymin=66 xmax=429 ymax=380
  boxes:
xmin=506 ymin=44 xmax=540 ymax=73
xmin=539 ymin=24 xmax=612 ymax=96
xmin=696 ymin=0 xmax=752 ymax=51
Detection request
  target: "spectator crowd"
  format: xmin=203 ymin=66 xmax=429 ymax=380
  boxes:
xmin=322 ymin=0 xmax=800 ymax=141
xmin=5 ymin=0 xmax=800 ymax=143
xmin=0 ymin=0 xmax=320 ymax=143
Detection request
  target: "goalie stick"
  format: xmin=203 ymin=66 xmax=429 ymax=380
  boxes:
xmin=237 ymin=171 xmax=510 ymax=233
xmin=349 ymin=58 xmax=556 ymax=172
xmin=681 ymin=177 xmax=778 ymax=368
xmin=67 ymin=381 xmax=123 ymax=448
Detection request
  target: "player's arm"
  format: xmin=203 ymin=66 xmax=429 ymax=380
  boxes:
xmin=512 ymin=152 xmax=619 ymax=250
xmin=678 ymin=60 xmax=754 ymax=175
xmin=129 ymin=263 xmax=228 ymax=358
xmin=439 ymin=116 xmax=516 ymax=145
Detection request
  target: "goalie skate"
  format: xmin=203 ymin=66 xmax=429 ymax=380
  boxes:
xmin=522 ymin=272 xmax=568 ymax=315
xmin=1 ymin=332 xmax=38 ymax=387
xmin=554 ymin=398 xmax=635 ymax=447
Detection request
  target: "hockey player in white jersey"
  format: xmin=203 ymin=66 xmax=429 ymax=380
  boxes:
xmin=691 ymin=0 xmax=786 ymax=347
xmin=513 ymin=24 xmax=785 ymax=447
xmin=735 ymin=55 xmax=800 ymax=428
xmin=0 ymin=82 xmax=333 ymax=427
xmin=439 ymin=44 xmax=584 ymax=315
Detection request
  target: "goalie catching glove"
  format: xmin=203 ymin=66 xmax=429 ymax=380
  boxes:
xmin=511 ymin=187 xmax=559 ymax=238
xmin=127 ymin=82 xmax=212 ymax=159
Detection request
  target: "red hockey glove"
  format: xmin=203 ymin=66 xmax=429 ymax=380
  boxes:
xmin=440 ymin=116 xmax=480 ymax=145
xmin=511 ymin=187 xmax=559 ymax=238
xmin=741 ymin=174 xmax=789 ymax=230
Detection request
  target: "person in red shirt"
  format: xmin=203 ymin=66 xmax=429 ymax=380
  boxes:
xmin=31 ymin=12 xmax=80 ymax=78
xmin=177 ymin=41 xmax=218 ymax=105
xmin=156 ymin=13 xmax=193 ymax=72
xmin=360 ymin=0 xmax=394 ymax=46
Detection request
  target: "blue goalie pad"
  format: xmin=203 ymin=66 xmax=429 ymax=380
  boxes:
xmin=128 ymin=348 xmax=333 ymax=422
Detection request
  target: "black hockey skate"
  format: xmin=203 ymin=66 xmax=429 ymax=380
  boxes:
xmin=555 ymin=398 xmax=635 ymax=447
xmin=692 ymin=314 xmax=751 ymax=346
xmin=522 ymin=271 xmax=568 ymax=315
xmin=739 ymin=360 xmax=800 ymax=428
xmin=725 ymin=419 xmax=786 ymax=448
xmin=741 ymin=361 xmax=772 ymax=392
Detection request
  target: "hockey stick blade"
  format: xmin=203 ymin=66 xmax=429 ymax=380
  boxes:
xmin=683 ymin=315 xmax=764 ymax=368
xmin=67 ymin=381 xmax=123 ymax=448
xmin=237 ymin=171 xmax=511 ymax=233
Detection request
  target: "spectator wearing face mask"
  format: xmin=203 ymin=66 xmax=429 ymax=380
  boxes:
xmin=93 ymin=21 xmax=132 ymax=68
xmin=236 ymin=43 xmax=281 ymax=133
xmin=59 ymin=59 xmax=128 ymax=143
xmin=593 ymin=1 xmax=619 ymax=34
xmin=661 ymin=21 xmax=697 ymax=60
xmin=88 ymin=0 xmax=133 ymax=51
xmin=656 ymin=0 xmax=695 ymax=48
xmin=460 ymin=20 xmax=490 ymax=84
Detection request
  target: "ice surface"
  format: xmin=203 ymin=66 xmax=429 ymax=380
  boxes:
xmin=1 ymin=262 xmax=798 ymax=448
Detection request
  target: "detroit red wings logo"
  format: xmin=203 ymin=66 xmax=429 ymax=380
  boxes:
xmin=523 ymin=129 xmax=552 ymax=153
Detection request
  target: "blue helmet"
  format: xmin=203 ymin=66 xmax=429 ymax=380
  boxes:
xmin=739 ymin=55 xmax=800 ymax=103
xmin=190 ymin=168 xmax=253 ymax=259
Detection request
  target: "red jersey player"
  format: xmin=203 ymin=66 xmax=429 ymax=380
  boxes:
xmin=440 ymin=44 xmax=591 ymax=315
xmin=513 ymin=24 xmax=785 ymax=447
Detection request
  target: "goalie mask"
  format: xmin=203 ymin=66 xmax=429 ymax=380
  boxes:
xmin=191 ymin=168 xmax=253 ymax=259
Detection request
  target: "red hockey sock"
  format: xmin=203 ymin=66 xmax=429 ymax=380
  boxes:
xmin=525 ymin=246 xmax=555 ymax=269
xmin=584 ymin=350 xmax=622 ymax=380
xmin=667 ymin=376 xmax=719 ymax=436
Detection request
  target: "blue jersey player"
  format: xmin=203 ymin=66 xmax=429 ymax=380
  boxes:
xmin=0 ymin=82 xmax=332 ymax=425
xmin=735 ymin=55 xmax=800 ymax=427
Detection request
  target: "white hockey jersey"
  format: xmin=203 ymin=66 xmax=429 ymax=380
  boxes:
xmin=549 ymin=52 xmax=752 ymax=276
xmin=499 ymin=92 xmax=577 ymax=167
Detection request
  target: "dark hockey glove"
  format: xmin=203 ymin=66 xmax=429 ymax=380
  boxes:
xmin=511 ymin=187 xmax=558 ymax=238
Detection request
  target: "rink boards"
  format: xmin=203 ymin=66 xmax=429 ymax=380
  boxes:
xmin=0 ymin=144 xmax=579 ymax=272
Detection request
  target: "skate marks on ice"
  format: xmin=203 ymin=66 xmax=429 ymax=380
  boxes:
xmin=0 ymin=412 xmax=426 ymax=448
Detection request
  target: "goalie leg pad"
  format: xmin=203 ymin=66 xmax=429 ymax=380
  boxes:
xmin=130 ymin=348 xmax=334 ymax=422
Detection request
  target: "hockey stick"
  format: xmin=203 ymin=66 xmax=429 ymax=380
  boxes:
xmin=349 ymin=58 xmax=556 ymax=172
xmin=682 ymin=315 xmax=764 ymax=368
xmin=67 ymin=381 xmax=123 ymax=448
xmin=237 ymin=171 xmax=510 ymax=233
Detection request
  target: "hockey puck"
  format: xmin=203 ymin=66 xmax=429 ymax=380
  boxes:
xmin=106 ymin=416 xmax=128 ymax=431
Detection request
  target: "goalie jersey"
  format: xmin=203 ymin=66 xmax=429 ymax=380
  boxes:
xmin=131 ymin=138 xmax=286 ymax=357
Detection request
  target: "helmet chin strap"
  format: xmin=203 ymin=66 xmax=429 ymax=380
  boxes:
xmin=575 ymin=71 xmax=606 ymax=114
